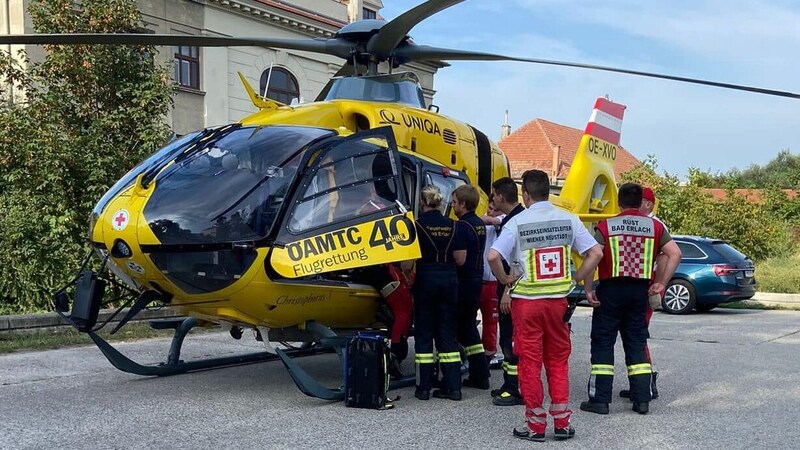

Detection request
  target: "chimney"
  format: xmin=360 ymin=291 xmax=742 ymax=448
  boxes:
xmin=348 ymin=0 xmax=364 ymax=22
xmin=552 ymin=145 xmax=560 ymax=180
xmin=500 ymin=110 xmax=511 ymax=140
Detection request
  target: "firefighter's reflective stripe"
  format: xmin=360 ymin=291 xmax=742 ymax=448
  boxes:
xmin=627 ymin=363 xmax=652 ymax=376
xmin=415 ymin=353 xmax=435 ymax=364
xmin=591 ymin=364 xmax=615 ymax=376
xmin=438 ymin=352 xmax=461 ymax=363
xmin=464 ymin=343 xmax=484 ymax=356
xmin=503 ymin=361 xmax=518 ymax=376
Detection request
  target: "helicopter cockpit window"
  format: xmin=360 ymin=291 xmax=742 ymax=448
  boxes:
xmin=425 ymin=171 xmax=466 ymax=216
xmin=289 ymin=138 xmax=398 ymax=233
xmin=321 ymin=74 xmax=426 ymax=108
xmin=143 ymin=125 xmax=334 ymax=245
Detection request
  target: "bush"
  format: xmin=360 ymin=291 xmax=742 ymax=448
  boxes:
xmin=621 ymin=157 xmax=796 ymax=262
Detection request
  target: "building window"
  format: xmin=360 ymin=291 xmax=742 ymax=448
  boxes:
xmin=174 ymin=46 xmax=199 ymax=90
xmin=260 ymin=67 xmax=300 ymax=105
xmin=362 ymin=8 xmax=376 ymax=19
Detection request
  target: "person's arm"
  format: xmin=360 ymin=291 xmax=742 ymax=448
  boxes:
xmin=401 ymin=259 xmax=415 ymax=275
xmin=571 ymin=217 xmax=605 ymax=307
xmin=487 ymin=249 xmax=508 ymax=284
xmin=576 ymin=245 xmax=603 ymax=306
xmin=488 ymin=228 xmax=516 ymax=285
xmin=482 ymin=215 xmax=501 ymax=226
xmin=650 ymin=240 xmax=681 ymax=296
xmin=453 ymin=250 xmax=467 ymax=266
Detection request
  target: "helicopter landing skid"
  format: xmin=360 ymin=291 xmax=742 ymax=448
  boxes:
xmin=88 ymin=317 xmax=328 ymax=377
xmin=275 ymin=322 xmax=415 ymax=401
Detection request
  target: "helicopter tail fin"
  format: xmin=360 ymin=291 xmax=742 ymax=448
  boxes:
xmin=555 ymin=97 xmax=626 ymax=218
xmin=237 ymin=72 xmax=284 ymax=110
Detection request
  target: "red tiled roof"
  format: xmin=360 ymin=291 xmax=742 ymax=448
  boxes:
xmin=498 ymin=119 xmax=640 ymax=180
xmin=703 ymin=188 xmax=799 ymax=203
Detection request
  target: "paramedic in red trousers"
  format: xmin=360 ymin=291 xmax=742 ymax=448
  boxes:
xmin=353 ymin=184 xmax=413 ymax=380
xmin=619 ymin=186 xmax=666 ymax=400
xmin=480 ymin=199 xmax=505 ymax=369
xmin=489 ymin=177 xmax=526 ymax=406
xmin=451 ymin=185 xmax=492 ymax=391
xmin=580 ymin=183 xmax=681 ymax=416
xmin=402 ymin=185 xmax=467 ymax=401
xmin=488 ymin=170 xmax=603 ymax=442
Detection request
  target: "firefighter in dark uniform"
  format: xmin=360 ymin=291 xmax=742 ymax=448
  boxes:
xmin=580 ymin=183 xmax=681 ymax=415
xmin=491 ymin=177 xmax=526 ymax=406
xmin=451 ymin=185 xmax=491 ymax=390
xmin=402 ymin=184 xmax=468 ymax=401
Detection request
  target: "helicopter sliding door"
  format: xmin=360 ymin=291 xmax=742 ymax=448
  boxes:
xmin=270 ymin=127 xmax=420 ymax=279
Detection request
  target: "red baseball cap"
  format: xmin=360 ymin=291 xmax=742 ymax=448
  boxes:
xmin=642 ymin=187 xmax=656 ymax=203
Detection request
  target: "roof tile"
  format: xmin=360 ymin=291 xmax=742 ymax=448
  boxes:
xmin=498 ymin=118 xmax=640 ymax=180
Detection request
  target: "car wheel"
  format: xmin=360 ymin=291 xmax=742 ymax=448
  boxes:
xmin=662 ymin=279 xmax=696 ymax=314
xmin=695 ymin=304 xmax=717 ymax=312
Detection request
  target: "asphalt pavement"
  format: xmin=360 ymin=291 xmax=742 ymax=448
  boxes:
xmin=2 ymin=307 xmax=799 ymax=449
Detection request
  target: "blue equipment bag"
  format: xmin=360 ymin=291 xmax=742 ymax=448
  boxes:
xmin=344 ymin=332 xmax=395 ymax=409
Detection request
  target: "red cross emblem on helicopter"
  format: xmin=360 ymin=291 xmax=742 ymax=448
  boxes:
xmin=111 ymin=209 xmax=130 ymax=231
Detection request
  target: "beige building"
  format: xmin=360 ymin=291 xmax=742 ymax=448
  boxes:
xmin=1 ymin=0 xmax=442 ymax=135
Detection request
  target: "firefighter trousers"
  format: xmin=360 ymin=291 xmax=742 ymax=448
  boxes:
xmin=457 ymin=277 xmax=490 ymax=382
xmin=413 ymin=269 xmax=461 ymax=392
xmin=588 ymin=278 xmax=652 ymax=404
xmin=497 ymin=283 xmax=519 ymax=394
xmin=479 ymin=281 xmax=499 ymax=355
xmin=512 ymin=298 xmax=572 ymax=433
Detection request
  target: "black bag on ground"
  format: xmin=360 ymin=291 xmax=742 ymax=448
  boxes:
xmin=344 ymin=332 xmax=395 ymax=409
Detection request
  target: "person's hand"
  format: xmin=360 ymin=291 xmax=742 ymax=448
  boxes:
xmin=649 ymin=282 xmax=665 ymax=297
xmin=586 ymin=290 xmax=600 ymax=307
xmin=499 ymin=291 xmax=512 ymax=314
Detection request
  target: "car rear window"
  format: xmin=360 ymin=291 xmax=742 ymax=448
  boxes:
xmin=712 ymin=241 xmax=748 ymax=261
xmin=676 ymin=242 xmax=706 ymax=258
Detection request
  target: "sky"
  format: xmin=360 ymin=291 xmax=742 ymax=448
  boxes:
xmin=379 ymin=0 xmax=800 ymax=178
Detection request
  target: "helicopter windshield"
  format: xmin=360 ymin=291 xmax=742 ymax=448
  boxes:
xmin=143 ymin=125 xmax=334 ymax=245
xmin=91 ymin=130 xmax=205 ymax=223
xmin=320 ymin=73 xmax=426 ymax=108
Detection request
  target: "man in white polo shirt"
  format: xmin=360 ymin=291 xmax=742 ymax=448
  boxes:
xmin=488 ymin=170 xmax=603 ymax=442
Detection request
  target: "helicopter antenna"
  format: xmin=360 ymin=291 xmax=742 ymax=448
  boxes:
xmin=262 ymin=62 xmax=273 ymax=98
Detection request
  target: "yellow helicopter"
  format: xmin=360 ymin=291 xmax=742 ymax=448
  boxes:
xmin=2 ymin=0 xmax=798 ymax=399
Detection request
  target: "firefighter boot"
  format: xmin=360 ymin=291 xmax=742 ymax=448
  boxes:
xmin=620 ymin=371 xmax=659 ymax=400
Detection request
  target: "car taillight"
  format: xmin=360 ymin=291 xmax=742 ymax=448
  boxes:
xmin=713 ymin=264 xmax=736 ymax=276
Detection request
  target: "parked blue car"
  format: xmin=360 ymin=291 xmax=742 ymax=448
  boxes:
xmin=661 ymin=235 xmax=756 ymax=314
xmin=569 ymin=235 xmax=756 ymax=314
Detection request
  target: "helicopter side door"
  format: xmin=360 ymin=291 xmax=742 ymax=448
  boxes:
xmin=270 ymin=127 xmax=420 ymax=279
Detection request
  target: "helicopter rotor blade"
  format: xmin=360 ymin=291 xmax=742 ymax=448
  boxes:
xmin=393 ymin=45 xmax=800 ymax=100
xmin=0 ymin=33 xmax=357 ymax=59
xmin=367 ymin=0 xmax=464 ymax=60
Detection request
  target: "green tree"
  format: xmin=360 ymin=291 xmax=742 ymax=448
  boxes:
xmin=621 ymin=159 xmax=794 ymax=261
xmin=0 ymin=0 xmax=174 ymax=313
xmin=707 ymin=149 xmax=800 ymax=189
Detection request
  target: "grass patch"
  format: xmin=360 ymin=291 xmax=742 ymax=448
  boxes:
xmin=756 ymin=252 xmax=800 ymax=293
xmin=0 ymin=321 xmax=215 ymax=354
xmin=719 ymin=301 xmax=800 ymax=311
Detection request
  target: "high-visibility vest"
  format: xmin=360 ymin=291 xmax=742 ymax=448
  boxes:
xmin=506 ymin=206 xmax=576 ymax=298
xmin=596 ymin=210 xmax=665 ymax=280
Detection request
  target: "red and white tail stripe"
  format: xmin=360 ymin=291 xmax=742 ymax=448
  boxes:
xmin=584 ymin=98 xmax=625 ymax=146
